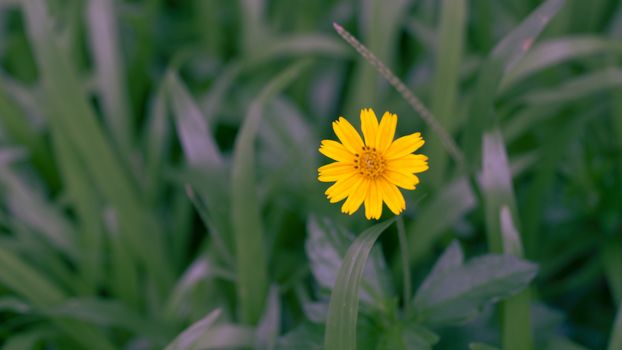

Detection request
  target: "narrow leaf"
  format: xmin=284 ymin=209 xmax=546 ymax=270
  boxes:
xmin=463 ymin=0 xmax=566 ymax=162
xmin=609 ymin=303 xmax=622 ymax=350
xmin=86 ymin=0 xmax=133 ymax=152
xmin=427 ymin=0 xmax=466 ymax=186
xmin=165 ymin=309 xmax=221 ymax=350
xmin=232 ymin=60 xmax=311 ymax=324
xmin=501 ymin=36 xmax=622 ymax=89
xmin=168 ymin=71 xmax=223 ymax=169
xmin=324 ymin=219 xmax=395 ymax=350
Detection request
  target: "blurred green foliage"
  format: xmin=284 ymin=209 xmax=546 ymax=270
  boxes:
xmin=0 ymin=0 xmax=621 ymax=349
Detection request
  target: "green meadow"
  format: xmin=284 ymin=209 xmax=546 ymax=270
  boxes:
xmin=0 ymin=0 xmax=621 ymax=349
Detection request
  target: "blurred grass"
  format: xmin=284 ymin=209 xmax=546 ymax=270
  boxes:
xmin=0 ymin=0 xmax=621 ymax=349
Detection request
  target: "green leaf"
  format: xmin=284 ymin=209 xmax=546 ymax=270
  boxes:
xmin=256 ymin=286 xmax=281 ymax=350
xmin=85 ymin=0 xmax=133 ymax=153
xmin=165 ymin=255 xmax=235 ymax=320
xmin=492 ymin=0 xmax=566 ymax=71
xmin=0 ymin=79 xmax=57 ymax=186
xmin=523 ymin=68 xmax=622 ymax=105
xmin=0 ymin=297 xmax=31 ymax=314
xmin=21 ymin=0 xmax=173 ymax=296
xmin=463 ymin=0 xmax=566 ymax=162
xmin=1 ymin=329 xmax=51 ymax=350
xmin=231 ymin=59 xmax=311 ymax=324
xmin=345 ymin=0 xmax=409 ymax=114
xmin=143 ymin=79 xmax=172 ymax=203
xmin=415 ymin=241 xmax=464 ymax=295
xmin=202 ymin=34 xmax=347 ymax=122
xmin=306 ymin=216 xmax=392 ymax=306
xmin=413 ymin=245 xmax=537 ymax=326
xmin=189 ymin=324 xmax=255 ymax=349
xmin=501 ymin=36 xmax=622 ymax=90
xmin=323 ymin=219 xmax=395 ymax=350
xmin=167 ymin=71 xmax=223 ymax=169
xmin=481 ymin=129 xmax=518 ymax=254
xmin=603 ymin=243 xmax=622 ymax=305
xmin=49 ymin=122 xmax=108 ymax=295
xmin=547 ymin=336 xmax=594 ymax=350
xmin=0 ymin=165 xmax=78 ymax=260
xmin=609 ymin=303 xmax=622 ymax=350
xmin=427 ymin=0 xmax=466 ymax=186
xmin=0 ymin=245 xmax=116 ymax=350
xmin=408 ymin=178 xmax=477 ymax=263
xmin=377 ymin=324 xmax=438 ymax=350
xmin=276 ymin=323 xmax=324 ymax=350
xmin=46 ymin=298 xmax=167 ymax=342
xmin=165 ymin=309 xmax=221 ymax=350
xmin=470 ymin=343 xmax=500 ymax=350
xmin=481 ymin=129 xmax=534 ymax=350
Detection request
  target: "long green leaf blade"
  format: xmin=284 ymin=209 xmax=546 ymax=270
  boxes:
xmin=21 ymin=0 xmax=172 ymax=297
xmin=324 ymin=219 xmax=395 ymax=350
xmin=609 ymin=303 xmax=622 ymax=350
xmin=463 ymin=0 xmax=566 ymax=162
xmin=427 ymin=0 xmax=466 ymax=186
xmin=481 ymin=130 xmax=534 ymax=350
xmin=232 ymin=60 xmax=311 ymax=324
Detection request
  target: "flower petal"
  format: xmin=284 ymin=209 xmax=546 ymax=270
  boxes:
xmin=319 ymin=140 xmax=355 ymax=162
xmin=341 ymin=178 xmax=370 ymax=215
xmin=378 ymin=178 xmax=405 ymax=215
xmin=385 ymin=132 xmax=424 ymax=159
xmin=375 ymin=112 xmax=397 ymax=153
xmin=318 ymin=162 xmax=357 ymax=182
xmin=325 ymin=173 xmax=362 ymax=203
xmin=383 ymin=170 xmax=419 ymax=190
xmin=364 ymin=181 xmax=383 ymax=219
xmin=386 ymin=154 xmax=429 ymax=174
xmin=360 ymin=108 xmax=379 ymax=147
xmin=333 ymin=117 xmax=364 ymax=154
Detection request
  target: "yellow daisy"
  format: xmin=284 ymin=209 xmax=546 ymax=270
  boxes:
xmin=318 ymin=108 xmax=429 ymax=219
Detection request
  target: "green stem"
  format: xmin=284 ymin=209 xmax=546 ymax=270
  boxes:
xmin=396 ymin=216 xmax=411 ymax=314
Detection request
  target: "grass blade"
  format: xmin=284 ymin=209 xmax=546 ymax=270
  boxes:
xmin=523 ymin=68 xmax=622 ymax=105
xmin=608 ymin=303 xmax=622 ymax=350
xmin=603 ymin=244 xmax=622 ymax=305
xmin=21 ymin=0 xmax=172 ymax=298
xmin=0 ymin=245 xmax=116 ymax=350
xmin=165 ymin=309 xmax=221 ymax=350
xmin=232 ymin=60 xmax=311 ymax=324
xmin=143 ymin=79 xmax=172 ymax=203
xmin=0 ymin=165 xmax=78 ymax=261
xmin=492 ymin=0 xmax=566 ymax=71
xmin=501 ymin=36 xmax=622 ymax=90
xmin=463 ymin=0 xmax=566 ymax=163
xmin=324 ymin=219 xmax=395 ymax=350
xmin=0 ymin=79 xmax=57 ymax=186
xmin=49 ymin=124 xmax=106 ymax=295
xmin=481 ymin=130 xmax=518 ymax=253
xmin=481 ymin=129 xmax=534 ymax=350
xmin=86 ymin=0 xmax=133 ymax=153
xmin=345 ymin=0 xmax=409 ymax=114
xmin=427 ymin=0 xmax=466 ymax=186
xmin=167 ymin=71 xmax=223 ymax=169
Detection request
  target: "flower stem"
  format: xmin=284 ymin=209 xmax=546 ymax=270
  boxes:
xmin=396 ymin=216 xmax=411 ymax=313
xmin=333 ymin=22 xmax=465 ymax=172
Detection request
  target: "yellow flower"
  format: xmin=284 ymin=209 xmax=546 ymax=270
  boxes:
xmin=318 ymin=108 xmax=428 ymax=219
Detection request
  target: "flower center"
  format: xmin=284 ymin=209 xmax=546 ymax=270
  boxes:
xmin=355 ymin=146 xmax=385 ymax=178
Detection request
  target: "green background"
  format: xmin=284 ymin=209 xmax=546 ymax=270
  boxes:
xmin=0 ymin=0 xmax=621 ymax=349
